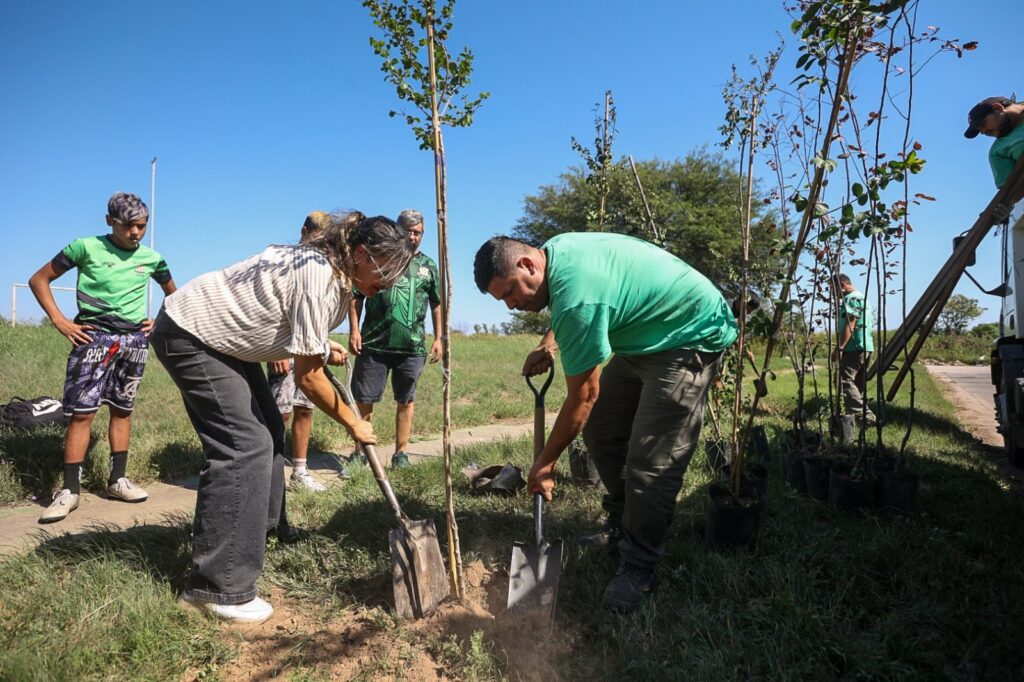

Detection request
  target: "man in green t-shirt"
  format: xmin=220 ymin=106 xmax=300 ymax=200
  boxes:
xmin=474 ymin=233 xmax=738 ymax=614
xmin=964 ymin=96 xmax=1024 ymax=189
xmin=831 ymin=274 xmax=876 ymax=423
xmin=28 ymin=192 xmax=176 ymax=523
xmin=349 ymin=210 xmax=441 ymax=469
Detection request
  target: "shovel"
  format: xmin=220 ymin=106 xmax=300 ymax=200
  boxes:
xmin=507 ymin=367 xmax=562 ymax=628
xmin=324 ymin=364 xmax=449 ymax=619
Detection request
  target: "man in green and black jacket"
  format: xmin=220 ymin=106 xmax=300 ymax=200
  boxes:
xmin=348 ymin=209 xmax=441 ymax=469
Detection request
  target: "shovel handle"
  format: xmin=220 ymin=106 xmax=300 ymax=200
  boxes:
xmin=525 ymin=366 xmax=555 ymax=409
xmin=325 ymin=364 xmax=407 ymax=524
xmin=534 ymin=493 xmax=545 ymax=546
xmin=526 ymin=367 xmax=554 ymax=461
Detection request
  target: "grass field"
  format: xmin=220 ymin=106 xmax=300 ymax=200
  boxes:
xmin=0 ymin=324 xmax=566 ymax=505
xmin=1 ymin=324 xmax=1023 ymax=680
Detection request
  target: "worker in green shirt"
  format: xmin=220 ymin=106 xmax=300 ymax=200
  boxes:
xmin=474 ymin=232 xmax=737 ymax=614
xmin=964 ymin=95 xmax=1024 ymax=189
xmin=831 ymin=274 xmax=876 ymax=424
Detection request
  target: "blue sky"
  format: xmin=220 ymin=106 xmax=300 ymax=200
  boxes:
xmin=1 ymin=1 xmax=1020 ymax=331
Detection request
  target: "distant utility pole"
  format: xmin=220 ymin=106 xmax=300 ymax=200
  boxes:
xmin=147 ymin=157 xmax=157 ymax=318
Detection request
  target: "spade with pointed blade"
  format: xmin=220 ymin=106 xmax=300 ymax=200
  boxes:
xmin=506 ymin=368 xmax=562 ymax=628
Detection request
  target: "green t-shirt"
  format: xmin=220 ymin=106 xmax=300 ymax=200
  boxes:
xmin=990 ymin=120 xmax=1024 ymax=189
xmin=52 ymin=235 xmax=171 ymax=333
xmin=543 ymin=233 xmax=739 ymax=376
xmin=840 ymin=290 xmax=874 ymax=353
xmin=358 ymin=252 xmax=441 ymax=355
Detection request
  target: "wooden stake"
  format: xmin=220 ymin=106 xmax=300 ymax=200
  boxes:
xmin=628 ymin=155 xmax=660 ymax=242
xmin=426 ymin=12 xmax=464 ymax=600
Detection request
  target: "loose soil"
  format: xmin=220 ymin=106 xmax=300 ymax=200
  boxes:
xmin=206 ymin=560 xmax=569 ymax=681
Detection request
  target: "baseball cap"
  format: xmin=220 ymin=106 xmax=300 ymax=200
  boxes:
xmin=965 ymin=97 xmax=1013 ymax=138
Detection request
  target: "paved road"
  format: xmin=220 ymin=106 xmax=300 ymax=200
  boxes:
xmin=924 ymin=365 xmax=1024 ymax=489
xmin=924 ymin=364 xmax=1000 ymax=447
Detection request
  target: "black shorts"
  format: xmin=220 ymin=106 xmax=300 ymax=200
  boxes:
xmin=351 ymin=351 xmax=427 ymax=405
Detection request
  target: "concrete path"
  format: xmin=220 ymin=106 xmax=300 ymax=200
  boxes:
xmin=0 ymin=415 xmax=556 ymax=558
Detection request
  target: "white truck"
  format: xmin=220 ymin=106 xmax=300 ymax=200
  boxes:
xmin=992 ymin=200 xmax=1024 ymax=466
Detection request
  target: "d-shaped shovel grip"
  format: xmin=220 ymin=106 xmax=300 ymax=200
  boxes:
xmin=525 ymin=366 xmax=555 ymax=409
xmin=526 ymin=367 xmax=555 ymax=463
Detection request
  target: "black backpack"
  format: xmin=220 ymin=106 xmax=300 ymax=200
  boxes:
xmin=0 ymin=396 xmax=69 ymax=430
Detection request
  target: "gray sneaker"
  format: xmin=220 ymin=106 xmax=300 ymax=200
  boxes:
xmin=289 ymin=470 xmax=327 ymax=492
xmin=39 ymin=489 xmax=80 ymax=523
xmin=107 ymin=477 xmax=148 ymax=502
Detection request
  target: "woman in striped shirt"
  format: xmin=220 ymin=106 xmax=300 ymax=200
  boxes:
xmin=150 ymin=211 xmax=414 ymax=624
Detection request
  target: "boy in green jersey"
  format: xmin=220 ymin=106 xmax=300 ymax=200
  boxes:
xmin=29 ymin=192 xmax=176 ymax=523
xmin=475 ymin=233 xmax=737 ymax=614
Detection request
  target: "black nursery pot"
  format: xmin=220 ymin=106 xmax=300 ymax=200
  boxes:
xmin=875 ymin=467 xmax=919 ymax=513
xmin=568 ymin=443 xmax=602 ymax=488
xmin=722 ymin=463 xmax=769 ymax=508
xmin=704 ymin=439 xmax=733 ymax=472
xmin=779 ymin=448 xmax=807 ymax=493
xmin=828 ymin=464 xmax=875 ymax=511
xmin=705 ymin=481 xmax=762 ymax=548
xmin=802 ymin=456 xmax=833 ymax=502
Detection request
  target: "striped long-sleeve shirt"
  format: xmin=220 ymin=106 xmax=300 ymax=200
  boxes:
xmin=164 ymin=244 xmax=350 ymax=363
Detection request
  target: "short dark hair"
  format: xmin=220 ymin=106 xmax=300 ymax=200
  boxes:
xmin=473 ymin=236 xmax=532 ymax=293
xmin=834 ymin=273 xmax=851 ymax=287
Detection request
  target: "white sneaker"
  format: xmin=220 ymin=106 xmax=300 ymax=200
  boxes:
xmin=289 ymin=470 xmax=327 ymax=492
xmin=39 ymin=489 xmax=79 ymax=523
xmin=107 ymin=477 xmax=149 ymax=502
xmin=179 ymin=594 xmax=274 ymax=624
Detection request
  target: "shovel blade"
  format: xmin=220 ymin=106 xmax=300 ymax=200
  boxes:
xmin=506 ymin=539 xmax=563 ymax=619
xmin=389 ymin=519 xmax=450 ymax=619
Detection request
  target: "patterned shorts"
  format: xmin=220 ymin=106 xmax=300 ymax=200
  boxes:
xmin=267 ymin=361 xmax=314 ymax=413
xmin=62 ymin=331 xmax=149 ymax=415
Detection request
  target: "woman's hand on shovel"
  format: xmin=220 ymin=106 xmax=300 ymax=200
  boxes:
xmin=528 ymin=460 xmax=556 ymax=502
xmin=349 ymin=418 xmax=377 ymax=446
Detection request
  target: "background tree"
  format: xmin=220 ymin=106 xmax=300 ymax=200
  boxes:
xmin=970 ymin=321 xmax=999 ymax=339
xmin=511 ymin=150 xmax=785 ymax=296
xmin=938 ymin=294 xmax=984 ymax=335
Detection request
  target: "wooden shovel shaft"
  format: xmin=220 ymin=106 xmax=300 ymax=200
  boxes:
xmin=324 ymin=367 xmax=406 ymax=525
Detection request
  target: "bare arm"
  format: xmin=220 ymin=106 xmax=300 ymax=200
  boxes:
xmin=528 ymin=364 xmax=601 ymax=501
xmin=294 ymin=353 xmax=373 ymax=444
xmin=428 ymin=302 xmax=442 ymax=363
xmin=522 ymin=329 xmax=559 ymax=376
xmin=28 ymin=261 xmax=93 ymax=346
xmin=348 ymin=298 xmax=363 ymax=355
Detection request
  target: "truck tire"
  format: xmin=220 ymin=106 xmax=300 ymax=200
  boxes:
xmin=1008 ymin=379 xmax=1024 ymax=467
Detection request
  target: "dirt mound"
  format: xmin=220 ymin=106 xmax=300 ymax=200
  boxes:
xmin=198 ymin=561 xmax=570 ymax=681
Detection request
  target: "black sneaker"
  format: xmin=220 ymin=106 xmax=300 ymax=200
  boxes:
xmin=577 ymin=522 xmax=623 ymax=553
xmin=603 ymin=562 xmax=658 ymax=614
xmin=267 ymin=523 xmax=307 ymax=545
